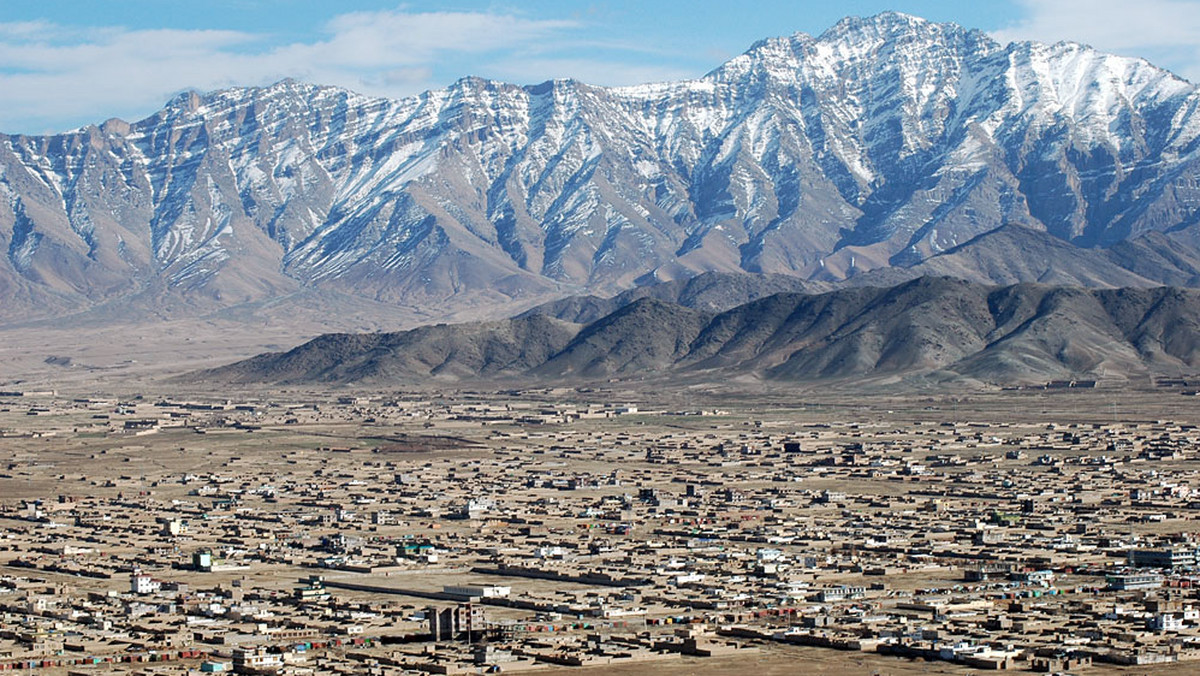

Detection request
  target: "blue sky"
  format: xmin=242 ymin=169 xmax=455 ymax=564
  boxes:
xmin=3 ymin=1 xmax=1200 ymax=134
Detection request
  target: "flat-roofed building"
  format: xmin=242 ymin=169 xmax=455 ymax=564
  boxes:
xmin=1129 ymin=547 xmax=1197 ymax=570
xmin=1107 ymin=573 xmax=1164 ymax=591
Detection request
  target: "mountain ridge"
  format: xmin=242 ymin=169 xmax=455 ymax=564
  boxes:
xmin=200 ymin=277 xmax=1200 ymax=388
xmin=5 ymin=12 xmax=1200 ymax=327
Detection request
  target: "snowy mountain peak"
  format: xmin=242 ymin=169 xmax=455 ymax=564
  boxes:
xmin=823 ymin=11 xmax=939 ymax=38
xmin=820 ymin=12 xmax=991 ymax=51
xmin=3 ymin=14 xmax=1200 ymax=324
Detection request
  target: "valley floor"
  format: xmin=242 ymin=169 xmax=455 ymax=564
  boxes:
xmin=2 ymin=385 xmax=1199 ymax=674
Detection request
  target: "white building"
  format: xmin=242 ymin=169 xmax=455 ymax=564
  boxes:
xmin=1149 ymin=613 xmax=1187 ymax=632
xmin=444 ymin=585 xmax=511 ymax=600
xmin=232 ymin=646 xmax=282 ymax=673
xmin=130 ymin=571 xmax=161 ymax=595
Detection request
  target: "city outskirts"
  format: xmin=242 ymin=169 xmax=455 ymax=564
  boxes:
xmin=3 ymin=386 xmax=1200 ymax=675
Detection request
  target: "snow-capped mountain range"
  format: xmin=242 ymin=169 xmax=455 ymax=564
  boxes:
xmin=5 ymin=12 xmax=1200 ymax=323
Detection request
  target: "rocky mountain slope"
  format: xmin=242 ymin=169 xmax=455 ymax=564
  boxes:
xmin=518 ymin=271 xmax=825 ymax=324
xmin=203 ymin=277 xmax=1200 ymax=387
xmin=5 ymin=13 xmax=1200 ymax=325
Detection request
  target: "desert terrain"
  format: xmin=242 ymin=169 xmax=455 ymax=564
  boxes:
xmin=2 ymin=371 xmax=1200 ymax=673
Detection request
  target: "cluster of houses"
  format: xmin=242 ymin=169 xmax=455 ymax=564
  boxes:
xmin=3 ymin=389 xmax=1200 ymax=672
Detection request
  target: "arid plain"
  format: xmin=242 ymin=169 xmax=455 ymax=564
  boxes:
xmin=4 ymin=337 xmax=1200 ymax=675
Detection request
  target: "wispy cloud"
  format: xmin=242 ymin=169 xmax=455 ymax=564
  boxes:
xmin=0 ymin=25 xmax=263 ymax=133
xmin=0 ymin=8 xmax=684 ymax=134
xmin=489 ymin=58 xmax=700 ymax=90
xmin=992 ymin=0 xmax=1200 ymax=81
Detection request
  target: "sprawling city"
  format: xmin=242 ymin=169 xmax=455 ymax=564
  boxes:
xmin=2 ymin=385 xmax=1200 ymax=674
xmin=5 ymin=2 xmax=1200 ymax=675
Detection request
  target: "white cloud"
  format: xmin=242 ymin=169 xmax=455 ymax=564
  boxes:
xmin=992 ymin=0 xmax=1200 ymax=81
xmin=0 ymin=9 xmax=598 ymax=134
xmin=489 ymin=58 xmax=700 ymax=90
